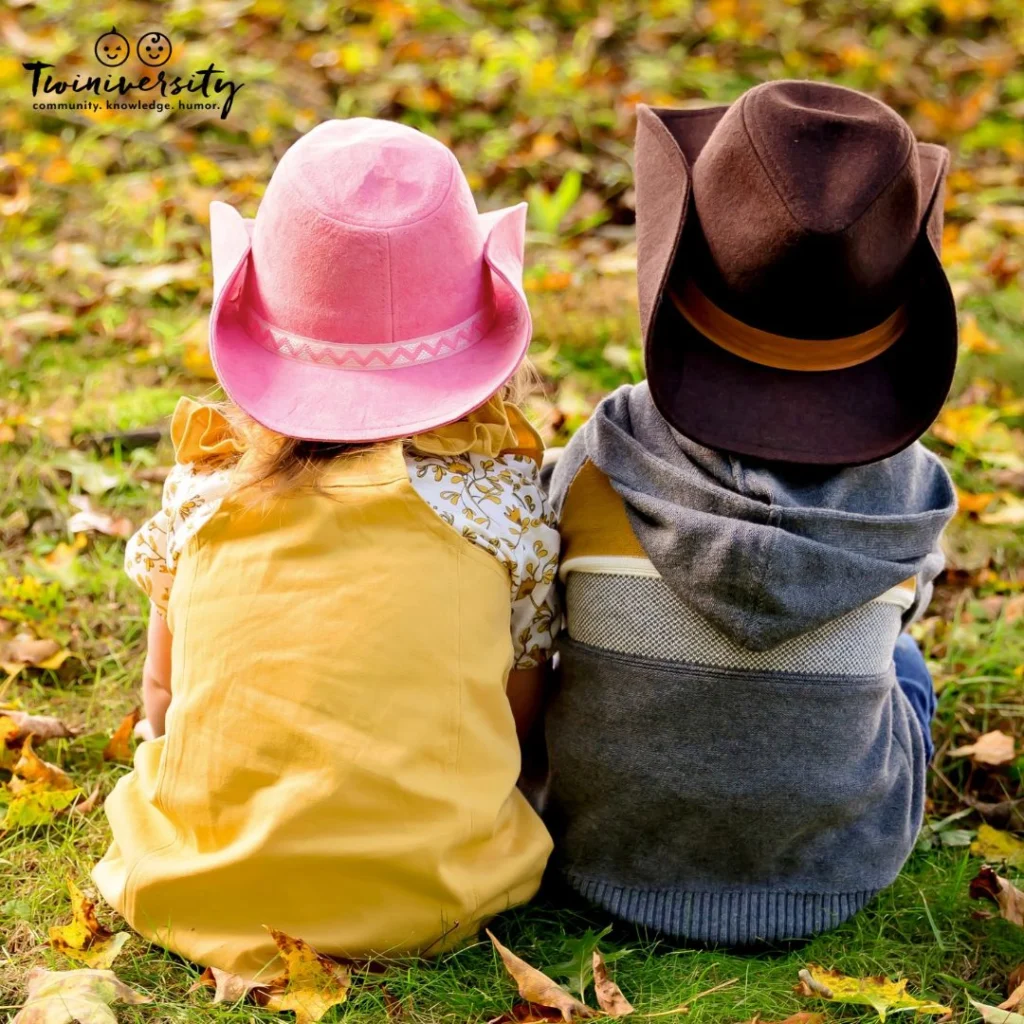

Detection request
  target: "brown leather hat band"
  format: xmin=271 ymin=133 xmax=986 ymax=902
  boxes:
xmin=669 ymin=279 xmax=908 ymax=372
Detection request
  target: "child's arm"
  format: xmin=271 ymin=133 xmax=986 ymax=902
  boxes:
xmin=139 ymin=610 xmax=173 ymax=739
xmin=506 ymin=666 xmax=546 ymax=743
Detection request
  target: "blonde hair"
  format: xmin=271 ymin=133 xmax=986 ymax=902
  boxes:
xmin=222 ymin=359 xmax=539 ymax=501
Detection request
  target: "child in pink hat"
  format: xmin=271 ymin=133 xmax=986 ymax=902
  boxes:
xmin=93 ymin=118 xmax=558 ymax=977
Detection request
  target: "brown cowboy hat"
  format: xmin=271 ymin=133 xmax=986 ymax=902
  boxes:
xmin=636 ymin=80 xmax=957 ymax=466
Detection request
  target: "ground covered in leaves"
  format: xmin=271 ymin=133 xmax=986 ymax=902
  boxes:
xmin=1 ymin=1 xmax=1023 ymax=1022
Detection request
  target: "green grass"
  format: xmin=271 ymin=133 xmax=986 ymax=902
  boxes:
xmin=2 ymin=1 xmax=1024 ymax=1015
xmin=1 ymin=289 xmax=1023 ymax=1023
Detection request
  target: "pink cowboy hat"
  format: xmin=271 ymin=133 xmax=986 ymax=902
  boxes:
xmin=208 ymin=118 xmax=531 ymax=442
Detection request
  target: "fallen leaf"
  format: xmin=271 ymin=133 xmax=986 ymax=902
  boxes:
xmin=971 ymin=824 xmax=1024 ymax=867
xmin=950 ymin=730 xmax=1016 ymax=766
xmin=971 ymin=866 xmax=1024 ymax=926
xmin=12 ymin=966 xmax=150 ymax=1024
xmin=54 ymin=452 xmax=123 ymax=496
xmin=794 ymin=966 xmax=951 ymax=1021
xmin=103 ymin=259 xmax=200 ymax=296
xmin=1000 ymin=973 xmax=1024 ymax=1013
xmin=961 ymin=315 xmax=1002 ymax=355
xmin=190 ymin=965 xmax=268 ymax=1004
xmin=67 ymin=496 xmax=133 ymax=539
xmin=71 ymin=784 xmax=103 ymax=816
xmin=11 ymin=737 xmax=75 ymax=790
xmin=49 ymin=879 xmax=129 ymax=969
xmin=488 ymin=930 xmax=597 ymax=1022
xmin=0 ymin=709 xmax=80 ymax=745
xmin=182 ymin=317 xmax=217 ymax=379
xmin=6 ymin=310 xmax=75 ymax=339
xmin=488 ymin=1005 xmax=566 ymax=1023
xmin=0 ymin=635 xmax=71 ymax=675
xmin=592 ymin=950 xmax=633 ymax=1017
xmin=102 ymin=708 xmax=141 ymax=763
xmin=262 ymin=928 xmax=351 ymax=1024
xmin=40 ymin=536 xmax=88 ymax=586
xmin=969 ymin=999 xmax=1024 ymax=1024
xmin=2 ymin=737 xmax=80 ymax=829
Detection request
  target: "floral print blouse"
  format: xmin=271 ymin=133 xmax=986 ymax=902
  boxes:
xmin=125 ymin=397 xmax=561 ymax=670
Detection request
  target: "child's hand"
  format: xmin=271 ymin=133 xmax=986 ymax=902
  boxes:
xmin=134 ymin=718 xmax=157 ymax=743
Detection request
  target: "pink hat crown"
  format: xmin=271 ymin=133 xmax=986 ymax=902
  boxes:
xmin=208 ymin=118 xmax=531 ymax=442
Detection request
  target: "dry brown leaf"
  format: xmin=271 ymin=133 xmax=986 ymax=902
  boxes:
xmin=102 ymin=708 xmax=141 ymax=763
xmin=67 ymin=496 xmax=133 ymax=539
xmin=12 ymin=966 xmax=150 ymax=1024
xmin=970 ymin=999 xmax=1024 ymax=1024
xmin=49 ymin=878 xmax=129 ymax=969
xmin=1000 ymin=974 xmax=1024 ymax=1013
xmin=190 ymin=965 xmax=268 ymax=1004
xmin=262 ymin=928 xmax=351 ymax=1024
xmin=0 ymin=634 xmax=70 ymax=675
xmin=0 ymin=709 xmax=80 ymax=746
xmin=72 ymin=784 xmax=103 ymax=816
xmin=971 ymin=866 xmax=1024 ymax=926
xmin=487 ymin=930 xmax=597 ymax=1022
xmin=592 ymin=949 xmax=633 ymax=1017
xmin=950 ymin=730 xmax=1016 ymax=766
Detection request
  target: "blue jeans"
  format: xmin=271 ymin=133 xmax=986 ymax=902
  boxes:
xmin=894 ymin=632 xmax=936 ymax=762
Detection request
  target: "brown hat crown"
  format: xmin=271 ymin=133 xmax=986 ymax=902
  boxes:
xmin=634 ymin=79 xmax=957 ymax=467
xmin=685 ymin=81 xmax=924 ymax=338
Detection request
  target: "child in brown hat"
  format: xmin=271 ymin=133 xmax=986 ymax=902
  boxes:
xmin=544 ymin=80 xmax=957 ymax=944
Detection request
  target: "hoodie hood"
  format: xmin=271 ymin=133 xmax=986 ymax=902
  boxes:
xmin=569 ymin=383 xmax=956 ymax=651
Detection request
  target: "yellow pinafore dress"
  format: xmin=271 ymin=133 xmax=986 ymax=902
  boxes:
xmin=93 ymin=423 xmax=553 ymax=977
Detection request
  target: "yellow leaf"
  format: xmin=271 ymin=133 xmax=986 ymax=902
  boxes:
xmin=262 ymin=928 xmax=350 ymax=1024
xmin=102 ymin=708 xmax=141 ymax=763
xmin=182 ymin=317 xmax=217 ymax=380
xmin=950 ymin=729 xmax=1016 ymax=766
xmin=957 ymin=488 xmax=998 ymax=515
xmin=961 ymin=315 xmax=1002 ymax=355
xmin=592 ymin=949 xmax=634 ymax=1017
xmin=971 ymin=824 xmax=1024 ymax=867
xmin=794 ymin=966 xmax=952 ymax=1022
xmin=49 ymin=879 xmax=130 ymax=969
xmin=488 ymin=930 xmax=597 ymax=1021
xmin=11 ymin=736 xmax=75 ymax=790
xmin=3 ymin=735 xmax=80 ymax=827
xmin=12 ymin=967 xmax=150 ymax=1024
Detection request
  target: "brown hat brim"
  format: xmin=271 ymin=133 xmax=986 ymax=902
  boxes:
xmin=639 ymin=104 xmax=958 ymax=467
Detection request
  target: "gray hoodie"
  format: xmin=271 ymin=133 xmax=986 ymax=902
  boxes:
xmin=544 ymin=383 xmax=956 ymax=944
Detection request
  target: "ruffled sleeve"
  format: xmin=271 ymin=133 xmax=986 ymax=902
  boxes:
xmin=411 ymin=394 xmax=542 ymax=466
xmin=170 ymin=397 xmax=244 ymax=467
xmin=124 ymin=399 xmax=237 ymax=618
xmin=406 ymin=397 xmax=560 ymax=669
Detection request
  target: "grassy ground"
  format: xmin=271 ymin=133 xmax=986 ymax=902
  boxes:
xmin=2 ymin=1 xmax=1024 ymax=1021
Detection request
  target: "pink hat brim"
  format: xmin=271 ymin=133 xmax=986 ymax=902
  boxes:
xmin=207 ymin=201 xmax=532 ymax=443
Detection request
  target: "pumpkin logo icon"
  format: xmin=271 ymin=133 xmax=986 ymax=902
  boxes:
xmin=137 ymin=31 xmax=172 ymax=67
xmin=94 ymin=27 xmax=129 ymax=67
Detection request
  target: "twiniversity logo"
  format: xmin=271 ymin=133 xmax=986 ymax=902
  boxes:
xmin=23 ymin=27 xmax=244 ymax=120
